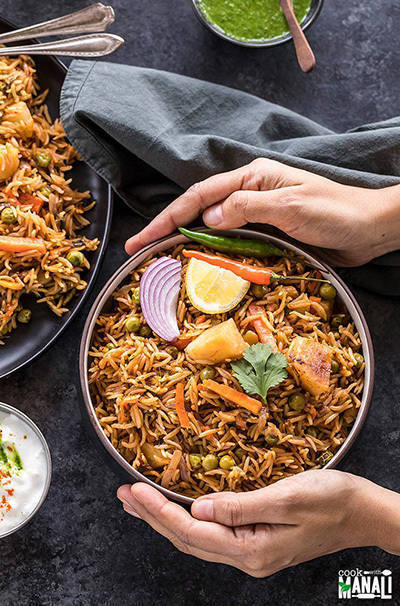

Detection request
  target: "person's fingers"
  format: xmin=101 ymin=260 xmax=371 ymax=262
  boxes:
xmin=166 ymin=542 xmax=238 ymax=567
xmin=124 ymin=483 xmax=240 ymax=556
xmin=118 ymin=485 xmax=141 ymax=517
xmin=117 ymin=483 xmax=298 ymax=576
xmin=117 ymin=485 xmax=137 ymax=506
xmin=118 ymin=485 xmax=237 ymax=564
xmin=125 ymin=166 xmax=250 ymax=255
xmin=191 ymin=482 xmax=299 ymax=527
xmin=123 ymin=503 xmax=141 ymax=518
xmin=202 ymin=186 xmax=300 ymax=229
xmin=124 ymin=159 xmax=303 ymax=255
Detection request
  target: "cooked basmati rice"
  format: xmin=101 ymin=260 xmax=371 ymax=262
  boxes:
xmin=89 ymin=244 xmax=365 ymax=497
xmin=0 ymin=54 xmax=98 ymax=342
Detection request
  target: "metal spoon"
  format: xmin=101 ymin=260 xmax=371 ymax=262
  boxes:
xmin=0 ymin=3 xmax=115 ymax=44
xmin=0 ymin=33 xmax=124 ymax=57
xmin=279 ymin=0 xmax=316 ymax=72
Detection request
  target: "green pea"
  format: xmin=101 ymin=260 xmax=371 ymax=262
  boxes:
xmin=139 ymin=325 xmax=151 ymax=337
xmin=331 ymin=315 xmax=344 ymax=329
xmin=1 ymin=206 xmax=17 ymax=224
xmin=317 ymin=451 xmax=334 ymax=466
xmin=167 ymin=346 xmax=179 ymax=359
xmin=234 ymin=447 xmax=247 ymax=459
xmin=189 ymin=454 xmax=202 ymax=469
xmin=319 ymin=283 xmax=337 ymax=301
xmin=354 ymin=352 xmax=364 ymax=369
xmin=39 ymin=186 xmax=52 ymax=198
xmin=125 ymin=316 xmax=140 ymax=333
xmin=331 ymin=359 xmax=340 ymax=373
xmin=66 ymin=250 xmax=85 ymax=267
xmin=264 ymin=431 xmax=279 ymax=446
xmin=251 ymin=284 xmax=269 ymax=300
xmin=201 ymin=454 xmax=219 ymax=471
xmin=289 ymin=393 xmax=306 ymax=411
xmin=219 ymin=455 xmax=235 ymax=470
xmin=305 ymin=426 xmax=318 ymax=438
xmin=0 ymin=323 xmax=9 ymax=336
xmin=34 ymin=151 xmax=51 ymax=168
xmin=17 ymin=309 xmax=31 ymax=324
xmin=200 ymin=367 xmax=216 ymax=382
xmin=37 ymin=269 xmax=51 ymax=285
xmin=131 ymin=287 xmax=140 ymax=304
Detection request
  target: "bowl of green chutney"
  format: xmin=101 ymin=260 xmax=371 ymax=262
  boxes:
xmin=191 ymin=0 xmax=324 ymax=47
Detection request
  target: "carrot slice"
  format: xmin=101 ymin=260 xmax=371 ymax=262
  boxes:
xmin=182 ymin=249 xmax=272 ymax=285
xmin=174 ymin=336 xmax=194 ymax=350
xmin=19 ymin=193 xmax=44 ymax=213
xmin=310 ymin=296 xmax=322 ymax=303
xmin=6 ymin=191 xmax=44 ymax=213
xmin=0 ymin=235 xmax=46 ymax=254
xmin=118 ymin=401 xmax=131 ymax=424
xmin=6 ymin=191 xmax=18 ymax=204
xmin=248 ymin=303 xmax=278 ymax=352
xmin=175 ymin=382 xmax=190 ymax=427
xmin=201 ymin=379 xmax=262 ymax=415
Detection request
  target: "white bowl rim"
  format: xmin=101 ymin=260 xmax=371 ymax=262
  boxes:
xmin=0 ymin=401 xmax=52 ymax=538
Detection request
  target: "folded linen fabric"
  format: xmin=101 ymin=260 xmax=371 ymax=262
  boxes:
xmin=60 ymin=60 xmax=400 ymax=295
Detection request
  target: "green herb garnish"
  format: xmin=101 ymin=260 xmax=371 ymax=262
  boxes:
xmin=0 ymin=441 xmax=8 ymax=465
xmin=0 ymin=433 xmax=23 ymax=473
xmin=231 ymin=343 xmax=288 ymax=403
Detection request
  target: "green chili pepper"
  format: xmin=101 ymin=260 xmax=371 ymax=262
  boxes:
xmin=179 ymin=227 xmax=284 ymax=258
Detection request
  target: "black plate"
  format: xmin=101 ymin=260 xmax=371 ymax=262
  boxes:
xmin=0 ymin=17 xmax=113 ymax=379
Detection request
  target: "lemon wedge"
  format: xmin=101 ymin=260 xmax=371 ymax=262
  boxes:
xmin=186 ymin=258 xmax=250 ymax=314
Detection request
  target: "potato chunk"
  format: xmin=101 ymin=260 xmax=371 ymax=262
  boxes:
xmin=0 ymin=102 xmax=33 ymax=138
xmin=288 ymin=336 xmax=331 ymax=397
xmin=141 ymin=443 xmax=169 ymax=469
xmin=0 ymin=143 xmax=19 ymax=181
xmin=186 ymin=318 xmax=246 ymax=365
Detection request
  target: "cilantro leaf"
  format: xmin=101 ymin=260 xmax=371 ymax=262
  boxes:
xmin=231 ymin=343 xmax=288 ymax=403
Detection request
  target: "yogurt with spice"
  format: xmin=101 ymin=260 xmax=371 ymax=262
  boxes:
xmin=0 ymin=408 xmax=49 ymax=537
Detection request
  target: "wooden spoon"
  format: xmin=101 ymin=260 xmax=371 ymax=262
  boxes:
xmin=279 ymin=0 xmax=316 ymax=73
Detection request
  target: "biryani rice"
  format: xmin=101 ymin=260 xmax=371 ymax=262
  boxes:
xmin=0 ymin=54 xmax=98 ymax=342
xmin=88 ymin=244 xmax=365 ymax=497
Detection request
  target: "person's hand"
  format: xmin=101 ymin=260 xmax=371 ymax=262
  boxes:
xmin=125 ymin=158 xmax=400 ymax=266
xmin=117 ymin=470 xmax=400 ymax=577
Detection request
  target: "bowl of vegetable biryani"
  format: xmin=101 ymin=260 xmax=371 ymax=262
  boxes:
xmin=80 ymin=228 xmax=374 ymax=505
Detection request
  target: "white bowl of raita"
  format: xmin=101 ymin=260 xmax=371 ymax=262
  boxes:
xmin=0 ymin=402 xmax=51 ymax=538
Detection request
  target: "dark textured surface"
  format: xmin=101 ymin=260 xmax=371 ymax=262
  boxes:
xmin=1 ymin=1 xmax=399 ymax=605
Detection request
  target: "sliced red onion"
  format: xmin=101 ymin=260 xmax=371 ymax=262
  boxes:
xmin=140 ymin=257 xmax=182 ymax=342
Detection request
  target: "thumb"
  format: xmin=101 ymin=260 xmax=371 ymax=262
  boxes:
xmin=191 ymin=485 xmax=293 ymax=527
xmin=202 ymin=187 xmax=298 ymax=230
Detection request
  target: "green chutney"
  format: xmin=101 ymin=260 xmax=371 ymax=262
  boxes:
xmin=197 ymin=0 xmax=312 ymax=43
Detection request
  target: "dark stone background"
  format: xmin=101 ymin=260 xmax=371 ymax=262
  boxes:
xmin=0 ymin=1 xmax=399 ymax=604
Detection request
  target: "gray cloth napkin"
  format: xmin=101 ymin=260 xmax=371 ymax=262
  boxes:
xmin=60 ymin=60 xmax=400 ymax=296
